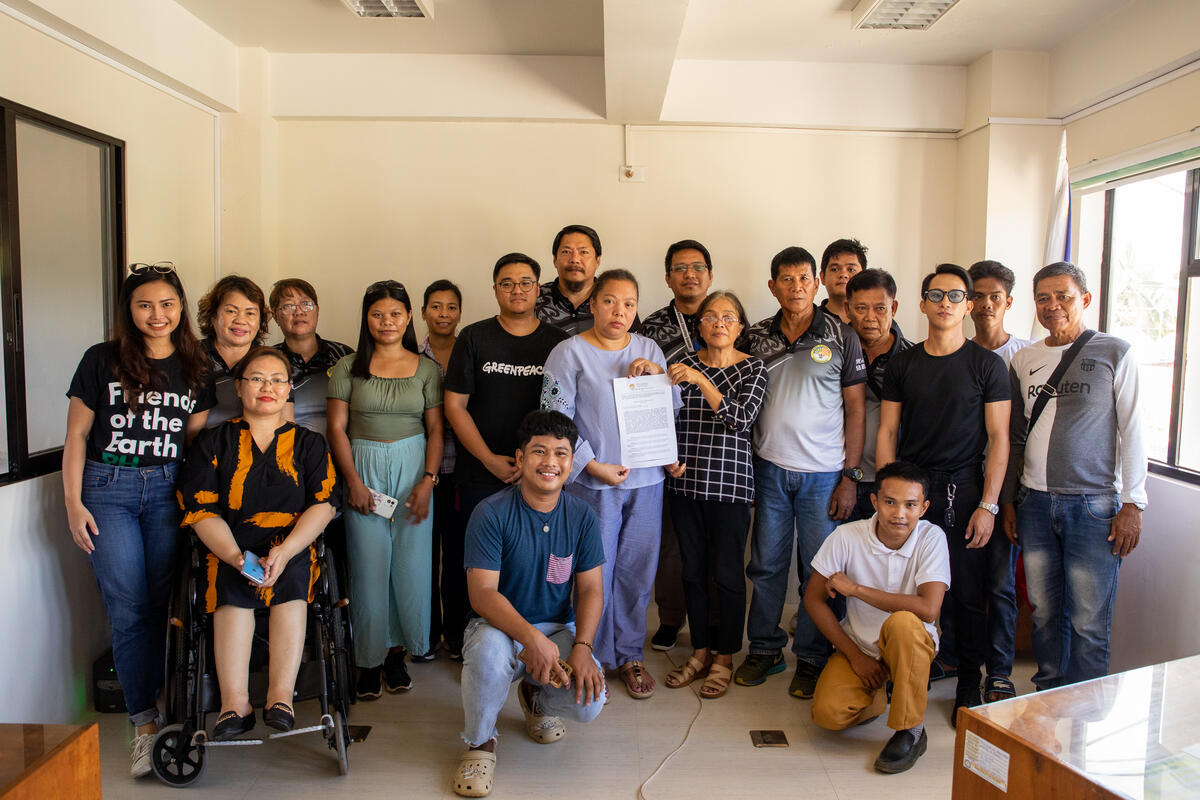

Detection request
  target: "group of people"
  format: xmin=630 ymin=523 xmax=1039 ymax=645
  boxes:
xmin=62 ymin=224 xmax=1146 ymax=793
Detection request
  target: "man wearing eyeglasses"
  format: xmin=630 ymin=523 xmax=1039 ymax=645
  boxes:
xmin=638 ymin=239 xmax=715 ymax=651
xmin=1002 ymin=262 xmax=1145 ymax=691
xmin=445 ymin=253 xmax=570 ymax=569
xmin=876 ymin=263 xmax=1011 ymax=725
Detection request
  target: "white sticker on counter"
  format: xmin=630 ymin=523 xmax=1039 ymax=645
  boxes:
xmin=963 ymin=729 xmax=1010 ymax=792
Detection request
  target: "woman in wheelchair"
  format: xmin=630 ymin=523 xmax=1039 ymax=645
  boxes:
xmin=179 ymin=346 xmax=341 ymax=741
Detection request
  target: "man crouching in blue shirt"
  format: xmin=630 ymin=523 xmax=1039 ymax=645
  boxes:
xmin=804 ymin=460 xmax=950 ymax=774
xmin=453 ymin=410 xmax=607 ymax=798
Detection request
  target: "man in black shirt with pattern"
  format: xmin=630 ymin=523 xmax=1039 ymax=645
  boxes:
xmin=638 ymin=239 xmax=715 ymax=650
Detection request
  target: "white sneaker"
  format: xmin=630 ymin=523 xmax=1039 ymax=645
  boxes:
xmin=130 ymin=732 xmax=154 ymax=778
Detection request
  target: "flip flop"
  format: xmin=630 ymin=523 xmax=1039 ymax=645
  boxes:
xmin=983 ymin=675 xmax=1016 ymax=703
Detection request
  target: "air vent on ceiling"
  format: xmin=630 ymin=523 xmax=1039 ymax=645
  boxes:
xmin=341 ymin=0 xmax=433 ymax=18
xmin=851 ymin=0 xmax=960 ymax=30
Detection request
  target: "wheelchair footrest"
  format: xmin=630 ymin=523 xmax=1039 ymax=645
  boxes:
xmin=203 ymin=738 xmax=265 ymax=747
xmin=268 ymin=724 xmax=327 ymax=739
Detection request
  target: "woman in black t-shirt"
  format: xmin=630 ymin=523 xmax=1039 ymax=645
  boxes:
xmin=64 ymin=263 xmax=215 ymax=779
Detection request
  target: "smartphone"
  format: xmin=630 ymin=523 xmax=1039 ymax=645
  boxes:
xmin=368 ymin=488 xmax=399 ymax=520
xmin=750 ymin=730 xmax=789 ymax=748
xmin=240 ymin=550 xmax=266 ymax=586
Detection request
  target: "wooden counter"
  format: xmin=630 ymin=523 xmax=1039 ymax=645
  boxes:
xmin=0 ymin=723 xmax=100 ymax=800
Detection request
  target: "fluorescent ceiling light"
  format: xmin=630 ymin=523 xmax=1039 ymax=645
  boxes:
xmin=341 ymin=0 xmax=434 ymax=19
xmin=851 ymin=0 xmax=960 ymax=30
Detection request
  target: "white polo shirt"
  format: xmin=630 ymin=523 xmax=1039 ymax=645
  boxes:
xmin=810 ymin=517 xmax=950 ymax=659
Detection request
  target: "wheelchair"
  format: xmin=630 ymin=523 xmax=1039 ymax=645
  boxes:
xmin=150 ymin=533 xmax=356 ymax=787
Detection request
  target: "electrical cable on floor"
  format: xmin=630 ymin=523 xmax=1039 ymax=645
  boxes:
xmin=635 ymin=649 xmax=706 ymax=800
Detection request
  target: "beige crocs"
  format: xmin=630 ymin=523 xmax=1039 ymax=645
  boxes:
xmin=453 ymin=749 xmax=496 ymax=797
xmin=518 ymin=681 xmax=566 ymax=744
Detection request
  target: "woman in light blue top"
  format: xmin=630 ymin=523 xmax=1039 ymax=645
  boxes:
xmin=541 ymin=269 xmax=681 ymax=699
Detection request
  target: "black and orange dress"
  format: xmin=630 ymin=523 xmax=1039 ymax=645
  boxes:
xmin=178 ymin=419 xmax=341 ymax=612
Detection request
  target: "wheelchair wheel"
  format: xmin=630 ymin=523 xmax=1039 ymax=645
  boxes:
xmin=151 ymin=724 xmax=207 ymax=787
xmin=331 ymin=709 xmax=349 ymax=775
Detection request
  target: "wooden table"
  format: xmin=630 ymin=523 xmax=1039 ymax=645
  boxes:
xmin=0 ymin=723 xmax=100 ymax=800
xmin=953 ymin=654 xmax=1200 ymax=799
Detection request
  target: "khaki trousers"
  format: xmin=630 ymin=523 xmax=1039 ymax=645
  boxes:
xmin=811 ymin=611 xmax=936 ymax=731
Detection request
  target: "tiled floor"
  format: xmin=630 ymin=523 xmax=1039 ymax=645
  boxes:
xmin=94 ymin=619 xmax=1036 ymax=799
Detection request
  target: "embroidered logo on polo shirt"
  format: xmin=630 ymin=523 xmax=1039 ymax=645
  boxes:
xmin=1080 ymin=358 xmax=1095 ymax=372
xmin=810 ymin=344 xmax=832 ymax=364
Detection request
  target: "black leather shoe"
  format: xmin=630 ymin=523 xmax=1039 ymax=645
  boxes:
xmin=263 ymin=702 xmax=295 ymax=733
xmin=874 ymin=728 xmax=927 ymax=774
xmin=212 ymin=710 xmax=255 ymax=741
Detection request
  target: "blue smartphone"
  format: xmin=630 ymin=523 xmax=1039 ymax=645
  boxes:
xmin=240 ymin=551 xmax=266 ymax=585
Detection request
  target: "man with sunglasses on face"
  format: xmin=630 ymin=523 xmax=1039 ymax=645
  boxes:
xmin=876 ymin=263 xmax=1011 ymax=726
xmin=444 ymin=255 xmax=570 ymax=653
xmin=638 ymin=239 xmax=715 ymax=650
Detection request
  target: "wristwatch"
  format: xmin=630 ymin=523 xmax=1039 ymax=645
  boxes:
xmin=424 ymin=471 xmax=440 ymax=486
xmin=842 ymin=466 xmax=864 ymax=483
xmin=978 ymin=501 xmax=999 ymax=515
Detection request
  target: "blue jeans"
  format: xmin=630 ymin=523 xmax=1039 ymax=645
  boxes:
xmin=83 ymin=460 xmax=181 ymax=727
xmin=460 ymin=618 xmax=606 ymax=746
xmin=985 ymin=530 xmax=1018 ymax=678
xmin=1017 ymin=488 xmax=1122 ymax=690
xmin=745 ymin=461 xmax=841 ymax=664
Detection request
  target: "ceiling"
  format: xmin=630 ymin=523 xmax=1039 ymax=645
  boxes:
xmin=172 ymin=0 xmax=604 ymax=55
xmin=174 ymin=0 xmax=1130 ymax=65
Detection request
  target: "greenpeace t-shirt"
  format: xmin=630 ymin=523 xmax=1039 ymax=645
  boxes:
xmin=67 ymin=342 xmax=217 ymax=467
xmin=445 ymin=317 xmax=568 ymax=487
xmin=463 ymin=485 xmax=605 ymax=624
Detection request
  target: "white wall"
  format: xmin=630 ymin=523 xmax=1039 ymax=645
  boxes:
xmin=275 ymin=121 xmax=958 ymax=342
xmin=1110 ymin=475 xmax=1200 ymax=671
xmin=0 ymin=8 xmax=221 ymax=723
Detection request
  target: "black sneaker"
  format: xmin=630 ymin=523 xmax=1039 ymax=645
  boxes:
xmin=410 ymin=650 xmax=437 ymax=663
xmin=874 ymin=728 xmax=927 ymax=774
xmin=650 ymin=624 xmax=680 ymax=651
xmin=384 ymin=650 xmax=413 ymax=693
xmin=357 ymin=666 xmax=383 ymax=701
xmin=788 ymin=660 xmax=822 ymax=699
xmin=446 ymin=640 xmax=464 ymax=662
xmin=734 ymin=652 xmax=786 ymax=686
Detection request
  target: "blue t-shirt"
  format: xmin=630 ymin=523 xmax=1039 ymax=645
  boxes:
xmin=463 ymin=485 xmax=605 ymax=624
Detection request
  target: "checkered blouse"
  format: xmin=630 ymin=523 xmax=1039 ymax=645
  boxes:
xmin=666 ymin=351 xmax=768 ymax=504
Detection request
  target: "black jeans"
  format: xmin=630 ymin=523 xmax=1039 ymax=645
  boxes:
xmin=924 ymin=467 xmax=987 ymax=690
xmin=430 ymin=475 xmax=468 ymax=651
xmin=667 ymin=492 xmax=752 ymax=654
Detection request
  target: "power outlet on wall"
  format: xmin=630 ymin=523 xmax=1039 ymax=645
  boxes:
xmin=619 ymin=165 xmax=646 ymax=183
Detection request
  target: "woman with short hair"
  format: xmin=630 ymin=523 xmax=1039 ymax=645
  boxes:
xmin=179 ymin=346 xmax=340 ymax=740
xmin=197 ymin=275 xmax=273 ymax=427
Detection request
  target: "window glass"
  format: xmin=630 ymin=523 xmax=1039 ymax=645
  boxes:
xmin=15 ymin=118 xmax=109 ymax=455
xmin=1106 ymin=169 xmax=1186 ymax=462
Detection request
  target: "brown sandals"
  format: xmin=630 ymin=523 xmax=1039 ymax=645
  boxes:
xmin=618 ymin=660 xmax=656 ymax=699
xmin=699 ymin=663 xmax=732 ymax=699
xmin=665 ymin=655 xmax=711 ymax=689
